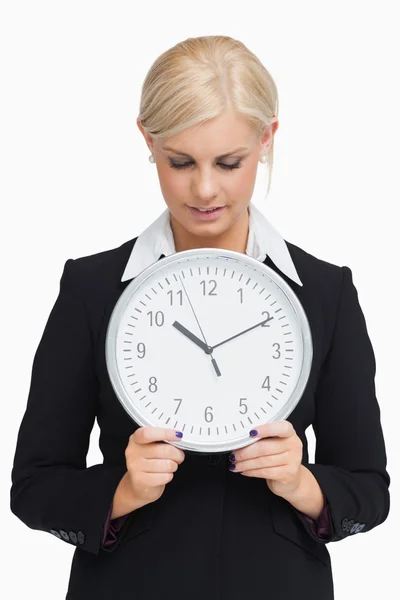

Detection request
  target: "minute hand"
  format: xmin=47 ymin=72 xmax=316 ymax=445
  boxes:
xmin=211 ymin=315 xmax=274 ymax=351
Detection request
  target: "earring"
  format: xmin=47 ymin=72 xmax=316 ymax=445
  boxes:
xmin=149 ymin=154 xmax=155 ymax=163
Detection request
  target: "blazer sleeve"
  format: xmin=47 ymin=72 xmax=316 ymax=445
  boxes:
xmin=101 ymin=503 xmax=129 ymax=548
xmin=298 ymin=498 xmax=333 ymax=542
xmin=10 ymin=258 xmax=133 ymax=556
xmin=295 ymin=265 xmax=391 ymax=543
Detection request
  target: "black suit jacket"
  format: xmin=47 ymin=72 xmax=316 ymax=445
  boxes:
xmin=10 ymin=236 xmax=390 ymax=600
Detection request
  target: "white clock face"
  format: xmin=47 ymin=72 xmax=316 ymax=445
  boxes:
xmin=106 ymin=249 xmax=312 ymax=453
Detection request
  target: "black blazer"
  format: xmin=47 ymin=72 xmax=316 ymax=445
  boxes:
xmin=10 ymin=236 xmax=390 ymax=600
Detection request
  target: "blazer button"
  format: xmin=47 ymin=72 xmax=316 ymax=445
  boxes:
xmin=49 ymin=529 xmax=61 ymax=539
xmin=69 ymin=531 xmax=78 ymax=544
xmin=350 ymin=522 xmax=359 ymax=534
xmin=59 ymin=530 xmax=70 ymax=542
xmin=77 ymin=531 xmax=85 ymax=545
xmin=346 ymin=519 xmax=355 ymax=533
xmin=341 ymin=518 xmax=348 ymax=532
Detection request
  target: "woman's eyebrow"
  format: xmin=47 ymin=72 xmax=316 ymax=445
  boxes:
xmin=162 ymin=146 xmax=249 ymax=159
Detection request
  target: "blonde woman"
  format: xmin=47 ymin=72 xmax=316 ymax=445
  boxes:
xmin=10 ymin=35 xmax=390 ymax=600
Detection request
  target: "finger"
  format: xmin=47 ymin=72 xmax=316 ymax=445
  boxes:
xmin=239 ymin=469 xmax=265 ymax=478
xmin=232 ymin=452 xmax=288 ymax=472
xmin=133 ymin=426 xmax=183 ymax=445
xmin=240 ymin=465 xmax=288 ymax=479
xmin=147 ymin=441 xmax=186 ymax=463
xmin=232 ymin=439 xmax=289 ymax=463
xmin=142 ymin=457 xmax=180 ymax=473
xmin=250 ymin=420 xmax=294 ymax=440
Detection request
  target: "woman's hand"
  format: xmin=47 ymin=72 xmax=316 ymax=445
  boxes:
xmin=229 ymin=420 xmax=305 ymax=499
xmin=125 ymin=426 xmax=185 ymax=506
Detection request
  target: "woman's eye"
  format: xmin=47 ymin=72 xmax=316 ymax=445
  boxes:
xmin=169 ymin=160 xmax=242 ymax=171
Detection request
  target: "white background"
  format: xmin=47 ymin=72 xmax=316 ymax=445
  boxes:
xmin=1 ymin=1 xmax=399 ymax=598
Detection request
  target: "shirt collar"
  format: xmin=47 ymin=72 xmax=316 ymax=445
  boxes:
xmin=121 ymin=201 xmax=302 ymax=286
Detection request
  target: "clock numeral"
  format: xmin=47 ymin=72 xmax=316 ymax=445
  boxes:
xmin=147 ymin=310 xmax=164 ymax=327
xmin=237 ymin=288 xmax=243 ymax=304
xmin=239 ymin=397 xmax=248 ymax=414
xmin=262 ymin=375 xmax=271 ymax=390
xmin=200 ymin=279 xmax=217 ymax=296
xmin=205 ymin=406 xmax=214 ymax=422
xmin=137 ymin=342 xmax=146 ymax=358
xmin=167 ymin=289 xmax=183 ymax=306
xmin=148 ymin=376 xmax=158 ymax=393
xmin=272 ymin=343 xmax=281 ymax=359
xmin=173 ymin=398 xmax=182 ymax=415
xmin=261 ymin=311 xmax=271 ymax=326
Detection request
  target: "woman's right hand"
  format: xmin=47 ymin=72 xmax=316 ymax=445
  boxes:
xmin=124 ymin=426 xmax=186 ymax=505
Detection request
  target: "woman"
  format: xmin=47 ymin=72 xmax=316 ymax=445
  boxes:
xmin=10 ymin=35 xmax=390 ymax=599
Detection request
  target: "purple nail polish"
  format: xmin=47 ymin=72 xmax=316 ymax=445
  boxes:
xmin=249 ymin=429 xmax=258 ymax=437
xmin=229 ymin=453 xmax=236 ymax=462
xmin=228 ymin=462 xmax=236 ymax=470
xmin=175 ymin=431 xmax=183 ymax=438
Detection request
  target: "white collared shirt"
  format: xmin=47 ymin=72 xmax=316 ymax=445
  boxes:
xmin=121 ymin=201 xmax=302 ymax=286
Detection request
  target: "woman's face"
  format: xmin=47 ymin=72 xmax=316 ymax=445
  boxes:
xmin=137 ymin=108 xmax=278 ymax=251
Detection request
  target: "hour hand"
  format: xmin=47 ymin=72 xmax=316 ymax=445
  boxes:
xmin=172 ymin=320 xmax=211 ymax=354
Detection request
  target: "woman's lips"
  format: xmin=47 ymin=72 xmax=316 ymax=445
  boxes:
xmin=186 ymin=205 xmax=226 ymax=221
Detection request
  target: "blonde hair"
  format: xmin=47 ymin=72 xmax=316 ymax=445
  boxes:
xmin=138 ymin=35 xmax=279 ymax=199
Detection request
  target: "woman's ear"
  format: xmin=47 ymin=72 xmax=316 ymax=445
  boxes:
xmin=136 ymin=117 xmax=145 ymax=136
xmin=259 ymin=117 xmax=279 ymax=155
xmin=136 ymin=118 xmax=153 ymax=154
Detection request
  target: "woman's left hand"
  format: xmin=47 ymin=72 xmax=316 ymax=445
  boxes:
xmin=229 ymin=420 xmax=305 ymax=499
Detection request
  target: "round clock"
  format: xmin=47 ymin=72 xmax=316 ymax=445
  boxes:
xmin=105 ymin=248 xmax=312 ymax=455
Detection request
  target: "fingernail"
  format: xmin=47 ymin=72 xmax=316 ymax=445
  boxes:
xmin=249 ymin=430 xmax=258 ymax=437
xmin=175 ymin=431 xmax=183 ymax=438
xmin=229 ymin=453 xmax=236 ymax=462
xmin=228 ymin=463 xmax=236 ymax=470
